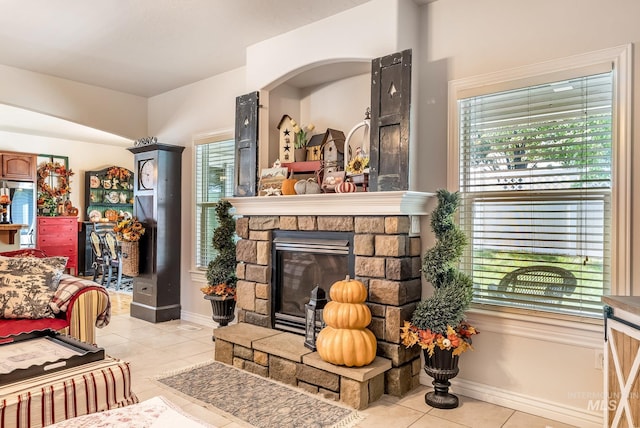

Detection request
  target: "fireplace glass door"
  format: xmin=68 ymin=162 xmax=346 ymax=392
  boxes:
xmin=272 ymin=231 xmax=354 ymax=334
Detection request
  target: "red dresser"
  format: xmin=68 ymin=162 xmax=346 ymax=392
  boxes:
xmin=37 ymin=216 xmax=78 ymax=275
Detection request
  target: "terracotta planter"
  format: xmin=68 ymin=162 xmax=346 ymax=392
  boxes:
xmin=294 ymin=148 xmax=307 ymax=162
xmin=423 ymin=347 xmax=460 ymax=409
xmin=204 ymin=294 xmax=236 ymax=327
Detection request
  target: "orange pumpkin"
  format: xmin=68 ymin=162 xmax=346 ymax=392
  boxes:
xmin=322 ymin=301 xmax=371 ymax=329
xmin=316 ymin=275 xmax=377 ymax=367
xmin=281 ymin=174 xmax=298 ymax=195
xmin=316 ymin=327 xmax=377 ymax=367
xmin=329 ymin=275 xmax=368 ymax=303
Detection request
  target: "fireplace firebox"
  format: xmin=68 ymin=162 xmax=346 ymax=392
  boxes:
xmin=271 ymin=230 xmax=354 ymax=334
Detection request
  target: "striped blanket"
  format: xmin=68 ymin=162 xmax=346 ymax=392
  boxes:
xmin=50 ymin=274 xmax=111 ymax=328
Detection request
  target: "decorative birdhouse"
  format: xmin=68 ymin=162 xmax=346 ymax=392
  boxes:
xmin=277 ymin=114 xmax=295 ymax=163
xmin=321 ymin=129 xmax=346 ymax=173
xmin=306 ymin=134 xmax=324 ymax=161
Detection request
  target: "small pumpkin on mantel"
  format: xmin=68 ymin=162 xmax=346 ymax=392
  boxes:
xmin=335 ymin=181 xmax=357 ymax=193
xmin=293 ymin=178 xmax=321 ymax=195
xmin=281 ymin=172 xmax=298 ymax=195
xmin=316 ymin=275 xmax=377 ymax=367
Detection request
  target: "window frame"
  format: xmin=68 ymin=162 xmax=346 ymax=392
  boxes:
xmin=191 ymin=129 xmax=235 ymax=274
xmin=447 ymin=45 xmax=632 ymax=322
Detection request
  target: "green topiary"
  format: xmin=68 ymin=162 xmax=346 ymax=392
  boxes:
xmin=205 ymin=200 xmax=237 ymax=289
xmin=410 ymin=189 xmax=473 ymax=334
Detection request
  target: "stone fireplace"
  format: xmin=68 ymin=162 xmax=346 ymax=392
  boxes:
xmin=215 ymin=191 xmax=433 ymax=407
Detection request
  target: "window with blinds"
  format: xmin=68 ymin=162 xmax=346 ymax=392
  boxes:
xmin=195 ymin=138 xmax=235 ymax=268
xmin=458 ymin=71 xmax=613 ymax=317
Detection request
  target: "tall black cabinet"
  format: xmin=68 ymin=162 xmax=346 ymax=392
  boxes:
xmin=127 ymin=142 xmax=184 ymax=323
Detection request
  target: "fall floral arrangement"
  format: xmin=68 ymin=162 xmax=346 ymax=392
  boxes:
xmin=400 ymin=189 xmax=478 ymax=356
xmin=106 ymin=166 xmax=132 ymax=182
xmin=290 ymin=119 xmax=315 ymax=149
xmin=37 ymin=161 xmax=74 ymax=199
xmin=202 ymin=200 xmax=237 ymax=299
xmin=113 ymin=217 xmax=145 ymax=242
xmin=200 ymin=283 xmax=236 ymax=299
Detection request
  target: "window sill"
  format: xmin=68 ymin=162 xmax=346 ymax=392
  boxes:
xmin=189 ymin=269 xmax=207 ymax=284
xmin=466 ymin=305 xmax=603 ymax=348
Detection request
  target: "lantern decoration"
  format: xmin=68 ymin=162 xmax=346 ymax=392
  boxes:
xmin=0 ymin=183 xmax=11 ymax=224
xmin=316 ymin=275 xmax=377 ymax=367
xmin=304 ymin=286 xmax=327 ymax=351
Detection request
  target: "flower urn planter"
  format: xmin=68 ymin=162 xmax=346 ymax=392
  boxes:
xmin=204 ymin=295 xmax=236 ymax=327
xmin=423 ymin=347 xmax=460 ymax=409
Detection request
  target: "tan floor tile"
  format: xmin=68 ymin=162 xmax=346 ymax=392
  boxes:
xmin=428 ymin=395 xmax=515 ymax=427
xmin=409 ymin=413 xmax=470 ymax=427
xmin=181 ymin=402 xmax=249 ymax=427
xmin=356 ymin=399 xmax=425 ymax=428
xmin=503 ymin=411 xmax=579 ymax=428
xmin=136 ymin=331 xmax=193 ymax=349
xmin=156 ymin=339 xmax=215 ymax=359
xmin=392 ymin=385 xmax=433 ymax=413
xmin=93 ymin=332 xmax=130 ymax=347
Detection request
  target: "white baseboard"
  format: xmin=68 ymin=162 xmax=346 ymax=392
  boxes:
xmin=419 ymin=374 xmax=603 ymax=428
xmin=180 ymin=310 xmax=216 ymax=329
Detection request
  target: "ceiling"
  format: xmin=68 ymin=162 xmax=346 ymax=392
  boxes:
xmin=0 ymin=0 xmax=434 ymax=145
xmin=0 ymin=0 xmax=371 ymax=97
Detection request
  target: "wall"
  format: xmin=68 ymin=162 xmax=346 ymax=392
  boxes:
xmin=418 ymin=0 xmax=640 ymax=426
xmin=0 ymin=131 xmax=133 ymax=213
xmin=246 ymin=0 xmax=405 ymax=91
xmin=0 ymin=64 xmax=147 ymax=139
xmin=147 ymin=66 xmax=248 ymax=327
xmin=301 ymin=73 xmax=371 ymax=147
xmin=0 ymin=60 xmax=145 ymax=215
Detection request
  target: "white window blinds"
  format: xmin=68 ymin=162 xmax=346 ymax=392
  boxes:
xmin=458 ymin=71 xmax=612 ymax=317
xmin=195 ymin=139 xmax=235 ymax=268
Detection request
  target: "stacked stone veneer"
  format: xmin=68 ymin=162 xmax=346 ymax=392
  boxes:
xmin=234 ymin=214 xmax=423 ymax=396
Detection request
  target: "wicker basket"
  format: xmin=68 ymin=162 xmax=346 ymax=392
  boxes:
xmin=120 ymin=240 xmax=139 ymax=277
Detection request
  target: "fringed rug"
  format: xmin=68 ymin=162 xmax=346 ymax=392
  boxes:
xmin=155 ymin=361 xmax=362 ymax=428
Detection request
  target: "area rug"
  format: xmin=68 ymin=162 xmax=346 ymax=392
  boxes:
xmin=155 ymin=361 xmax=362 ymax=428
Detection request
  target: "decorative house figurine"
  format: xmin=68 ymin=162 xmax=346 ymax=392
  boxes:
xmin=277 ymin=114 xmax=295 ymax=163
xmin=321 ymin=128 xmax=346 ymax=173
xmin=306 ymin=134 xmax=324 ymax=161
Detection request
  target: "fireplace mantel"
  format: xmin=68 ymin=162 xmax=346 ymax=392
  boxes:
xmin=227 ymin=191 xmax=435 ymax=217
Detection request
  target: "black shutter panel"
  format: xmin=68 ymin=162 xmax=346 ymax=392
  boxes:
xmin=369 ymin=49 xmax=412 ymax=191
xmin=234 ymin=91 xmax=259 ymax=197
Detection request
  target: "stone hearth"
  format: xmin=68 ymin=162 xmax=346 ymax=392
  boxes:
xmin=216 ymin=191 xmax=433 ymax=405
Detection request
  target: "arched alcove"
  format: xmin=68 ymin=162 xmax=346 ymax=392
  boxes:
xmin=261 ymin=59 xmax=372 ymax=167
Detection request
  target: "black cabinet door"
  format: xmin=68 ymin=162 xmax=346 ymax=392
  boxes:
xmin=234 ymin=91 xmax=259 ymax=197
xmin=369 ymin=49 xmax=412 ymax=191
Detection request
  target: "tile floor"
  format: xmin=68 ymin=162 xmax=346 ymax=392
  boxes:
xmin=99 ymin=291 xmax=577 ymax=428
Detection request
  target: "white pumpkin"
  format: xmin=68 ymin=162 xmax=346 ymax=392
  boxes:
xmin=294 ymin=178 xmax=321 ymax=194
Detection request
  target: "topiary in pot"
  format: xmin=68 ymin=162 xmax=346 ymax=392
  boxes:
xmin=201 ymin=199 xmax=237 ymax=329
xmin=401 ymin=189 xmax=478 ymax=409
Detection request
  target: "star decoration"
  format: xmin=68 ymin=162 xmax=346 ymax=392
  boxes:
xmin=284 ymin=128 xmax=291 ymax=136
